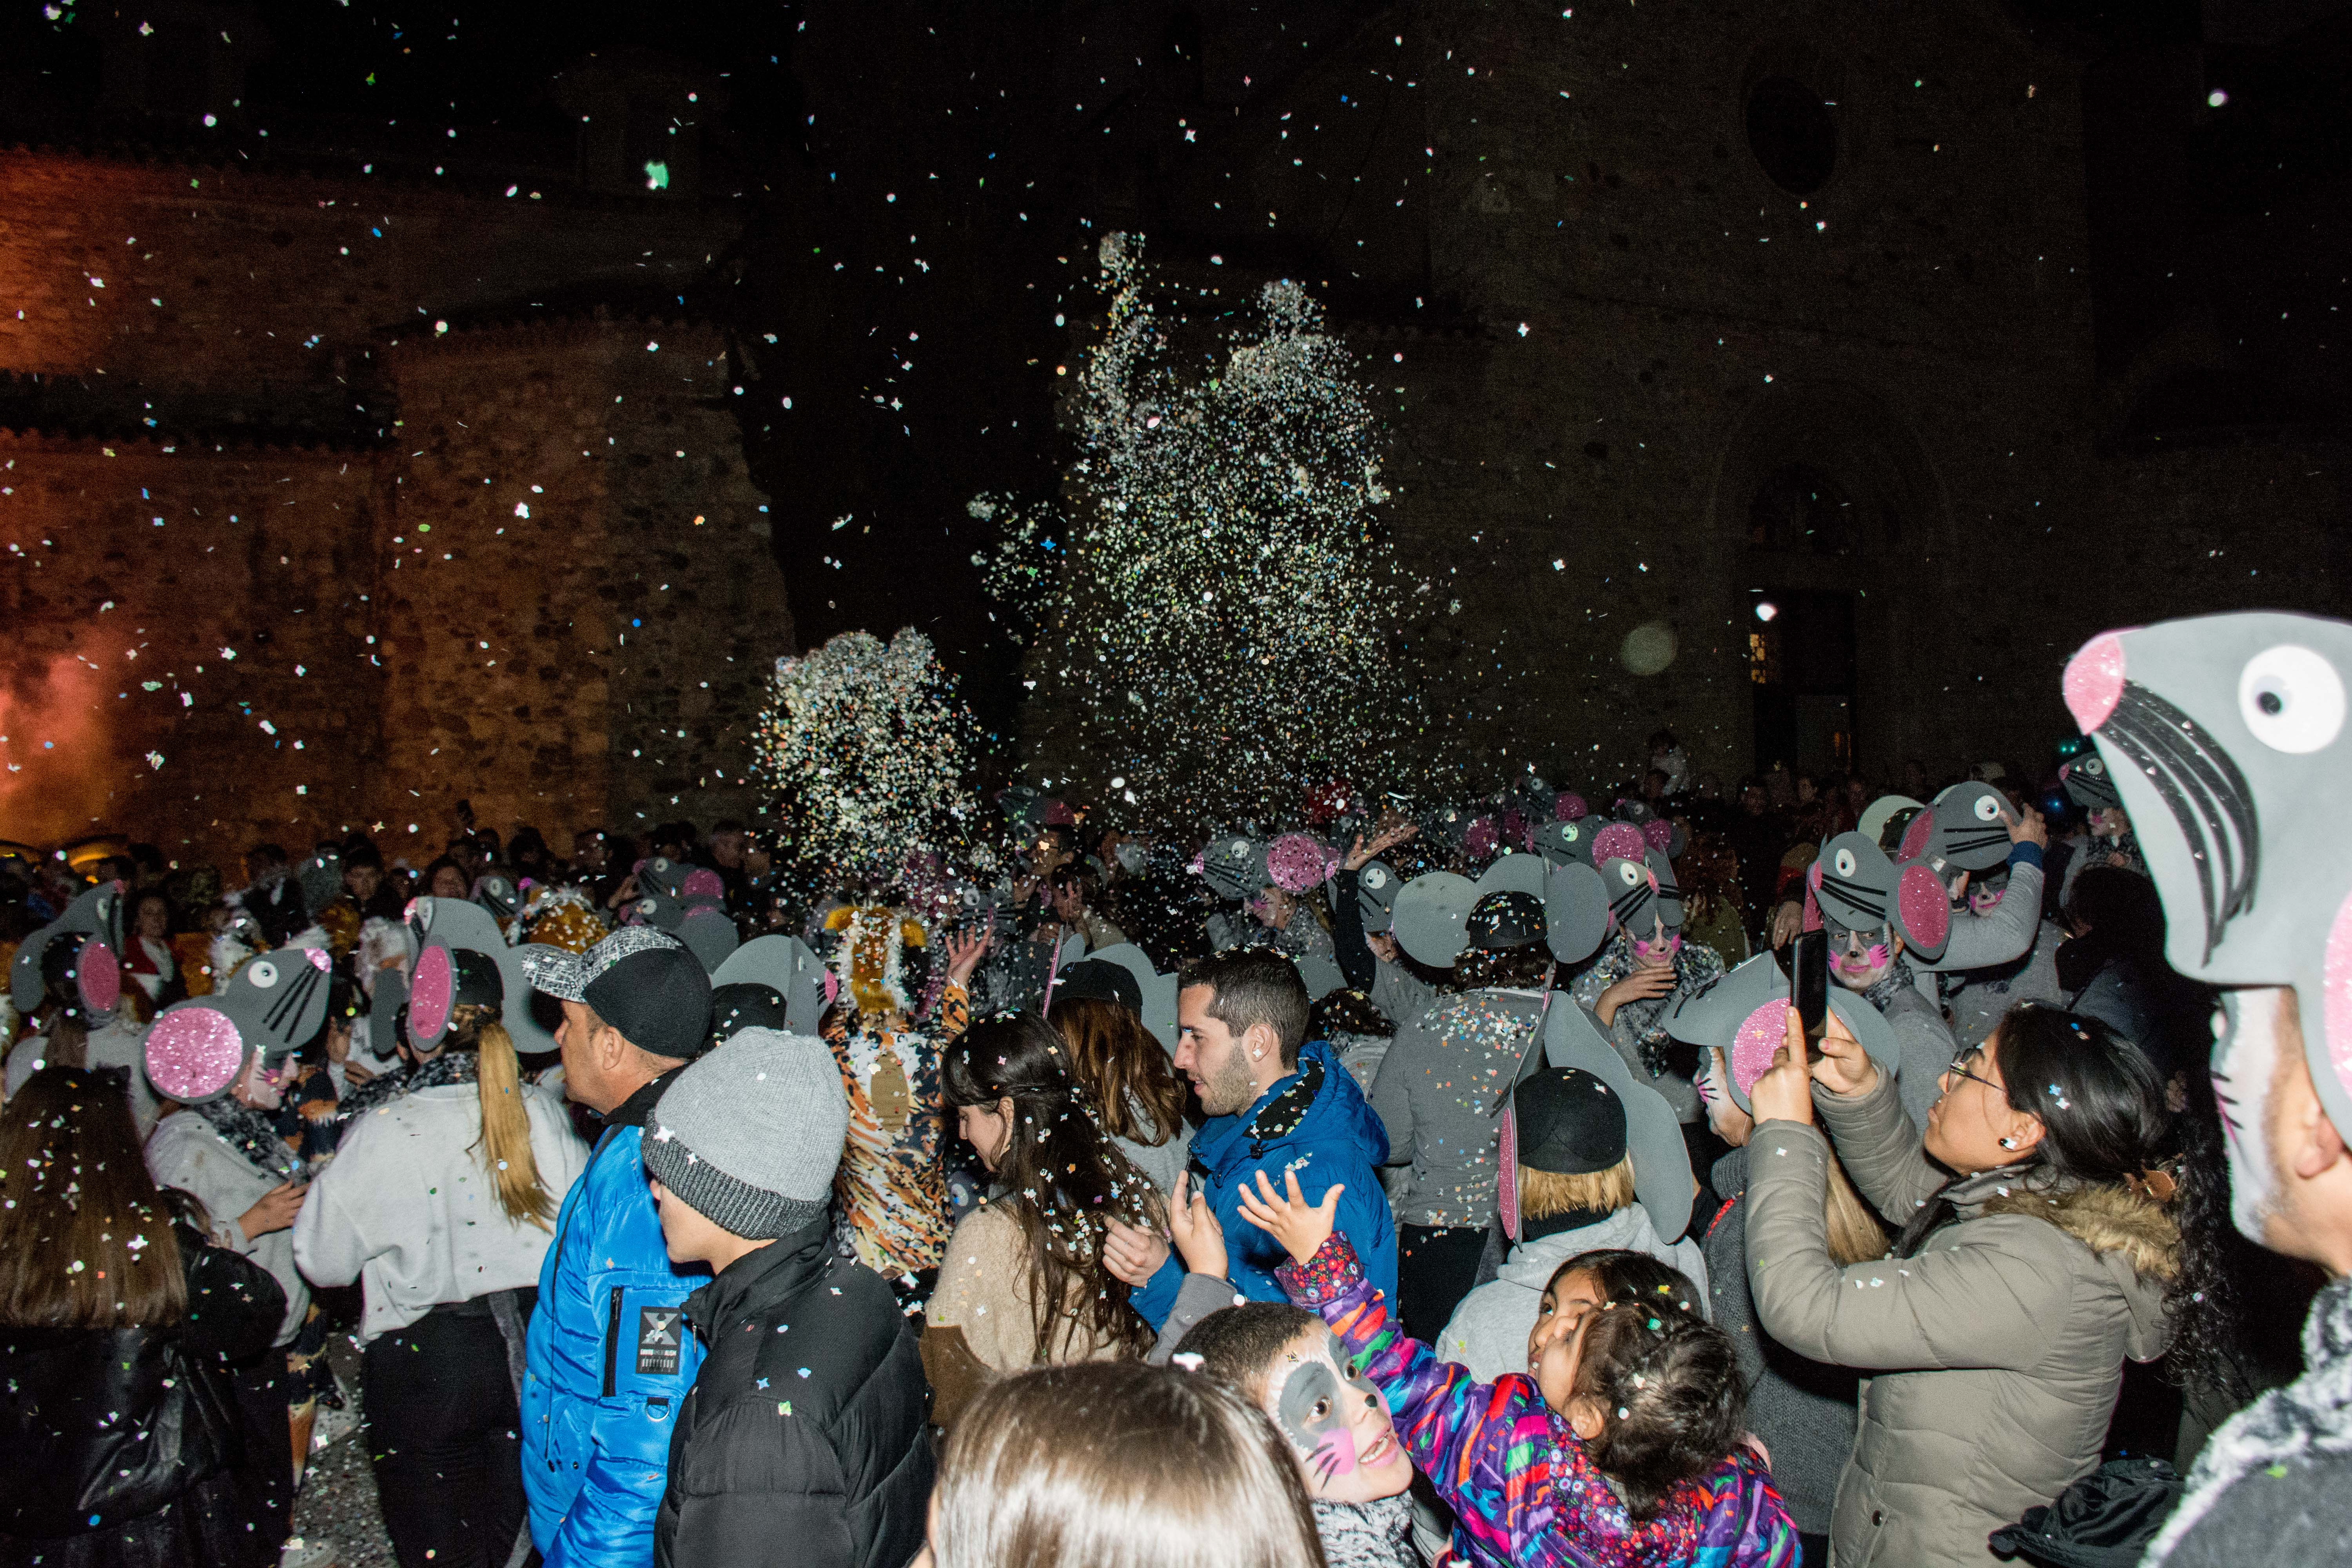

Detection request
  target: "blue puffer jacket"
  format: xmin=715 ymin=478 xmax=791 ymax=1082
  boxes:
xmin=522 ymin=1076 xmax=710 ymax=1568
xmin=1132 ymin=1037 xmax=1395 ymax=1327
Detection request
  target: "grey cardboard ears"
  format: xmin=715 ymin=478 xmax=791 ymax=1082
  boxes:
xmin=1533 ymin=817 xmax=1602 ymax=867
xmin=2064 ymin=612 xmax=2352 ymax=1137
xmin=474 ymin=874 xmax=523 ymax=922
xmin=2058 ymin=753 xmax=2123 ymax=811
xmin=1806 ymin=832 xmax=1952 ymax=963
xmin=1388 ymin=854 xmax=1610 ymax=968
xmin=711 ymin=935 xmax=829 ymax=1035
xmin=676 ymin=908 xmax=741 ymax=973
xmin=1296 ymin=953 xmax=1347 ymax=1004
xmin=1200 ymin=835 xmax=1269 ymax=901
xmin=639 ymin=857 xmax=694 ymax=900
xmin=1355 ymin=860 xmax=1404 ymax=935
xmin=143 ymin=945 xmax=335 ymax=1105
xmin=1059 ymin=941 xmax=1179 ymax=1050
xmin=1664 ymin=951 xmax=1904 ymax=1116
xmin=10 ymin=878 xmax=128 ymax=1014
xmin=1538 ymin=1000 xmax=1695 ymax=1241
xmin=400 ymin=896 xmax=557 ymax=1056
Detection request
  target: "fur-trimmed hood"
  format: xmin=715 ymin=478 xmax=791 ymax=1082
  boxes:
xmin=1978 ymin=1180 xmax=2181 ymax=1282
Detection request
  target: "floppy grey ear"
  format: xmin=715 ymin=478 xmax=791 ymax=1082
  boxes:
xmin=1532 ymin=817 xmax=1599 ymax=868
xmin=1355 ymin=860 xmax=1403 ymax=935
xmin=1067 ymin=941 xmax=1180 ymax=1050
xmin=1543 ymin=861 xmax=1609 ymax=964
xmin=1541 ymin=1002 xmax=1695 ymax=1241
xmin=677 ymin=908 xmax=740 ymax=973
xmin=1474 ymin=853 xmax=1548 ymax=901
xmin=712 ymin=935 xmax=829 ymax=1034
xmin=1297 ymin=953 xmax=1347 ymax=1004
xmin=1389 ymin=871 xmax=1479 ymax=967
xmin=414 ymin=896 xmax=508 ymax=956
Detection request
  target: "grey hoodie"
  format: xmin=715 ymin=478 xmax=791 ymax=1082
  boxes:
xmin=1432 ymin=1203 xmax=1710 ymax=1384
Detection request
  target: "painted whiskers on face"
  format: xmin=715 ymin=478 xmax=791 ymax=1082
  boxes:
xmin=1271 ymin=1328 xmax=1408 ymax=1503
xmin=2210 ymin=988 xmax=2287 ymax=1241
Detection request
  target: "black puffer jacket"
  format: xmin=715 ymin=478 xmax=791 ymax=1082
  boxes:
xmin=2 ymin=1222 xmax=285 ymax=1568
xmin=654 ymin=1216 xmax=933 ymax=1568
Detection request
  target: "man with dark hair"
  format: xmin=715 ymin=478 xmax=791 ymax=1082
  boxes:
xmin=1103 ymin=948 xmax=1395 ymax=1326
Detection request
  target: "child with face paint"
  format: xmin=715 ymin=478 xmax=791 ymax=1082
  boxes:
xmin=1173 ymin=1303 xmax=1420 ymax=1568
xmin=1238 ymin=1169 xmax=1797 ymax=1568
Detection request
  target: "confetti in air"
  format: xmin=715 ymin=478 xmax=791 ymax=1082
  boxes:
xmin=977 ymin=232 xmax=1426 ymax=829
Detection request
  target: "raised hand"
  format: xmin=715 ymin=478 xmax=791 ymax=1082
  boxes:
xmin=944 ymin=917 xmax=995 ymax=987
xmin=1102 ymin=1216 xmax=1171 ymax=1287
xmin=1234 ymin=1167 xmax=1343 ymax=1268
xmin=1166 ymin=1170 xmax=1227 ymax=1279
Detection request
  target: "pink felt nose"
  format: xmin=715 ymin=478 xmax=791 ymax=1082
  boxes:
xmin=2064 ymin=633 xmax=2129 ymax=733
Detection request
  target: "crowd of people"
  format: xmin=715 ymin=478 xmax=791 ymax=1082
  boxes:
xmin=3 ymin=607 xmax=2348 ymax=1568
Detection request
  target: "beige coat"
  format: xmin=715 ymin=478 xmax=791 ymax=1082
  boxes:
xmin=920 ymin=1200 xmax=1131 ymax=1427
xmin=1746 ymin=1076 xmax=2176 ymax=1568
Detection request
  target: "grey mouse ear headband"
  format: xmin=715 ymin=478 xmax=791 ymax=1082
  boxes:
xmin=1806 ymin=831 xmax=1951 ymax=963
xmin=2063 ymin=612 xmax=2352 ymax=1132
xmin=1389 ymin=855 xmax=1610 ymax=968
xmin=403 ymin=896 xmax=555 ymax=1054
xmin=1665 ymin=951 xmax=1904 ymax=1115
xmin=713 ymin=935 xmax=829 ymax=1034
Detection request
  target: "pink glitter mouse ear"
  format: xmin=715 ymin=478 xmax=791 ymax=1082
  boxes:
xmin=1897 ymin=810 xmax=1935 ymax=864
xmin=1591 ymin=822 xmax=1646 ymax=866
xmin=1896 ymin=863 xmax=1953 ymax=961
xmin=681 ymin=868 xmax=726 ymax=904
xmin=1729 ymin=998 xmax=1792 ymax=1105
xmin=1497 ymin=1104 xmax=1522 ymax=1240
xmin=145 ymin=1004 xmax=249 ymax=1104
xmin=75 ymin=938 xmax=122 ymax=1014
xmin=408 ymin=943 xmax=456 ymax=1048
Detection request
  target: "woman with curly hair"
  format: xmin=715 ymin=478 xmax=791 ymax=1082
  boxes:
xmin=1744 ymin=1002 xmax=2239 ymax=1567
xmin=922 ymin=1011 xmax=1163 ymax=1428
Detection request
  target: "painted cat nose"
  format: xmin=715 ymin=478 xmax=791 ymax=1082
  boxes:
xmin=2064 ymin=632 xmax=2128 ymax=732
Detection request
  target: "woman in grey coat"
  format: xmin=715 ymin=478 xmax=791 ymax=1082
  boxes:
xmin=1743 ymin=1004 xmax=2232 ymax=1568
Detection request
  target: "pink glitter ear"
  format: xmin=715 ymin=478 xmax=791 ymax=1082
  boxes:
xmin=1592 ymin=823 xmax=1645 ymax=864
xmin=1732 ymin=1000 xmax=1792 ymax=1098
xmin=77 ymin=940 xmax=121 ymax=1013
xmin=145 ymin=1007 xmax=247 ymax=1102
xmin=1556 ymin=792 xmax=1588 ymax=822
xmin=410 ymin=944 xmax=455 ymax=1044
xmin=1464 ymin=817 xmax=1499 ymax=858
xmin=682 ymin=869 xmax=726 ymax=903
xmin=2327 ymin=889 xmax=2352 ymax=1103
xmin=1497 ymin=1106 xmax=1521 ymax=1237
xmin=1642 ymin=820 xmax=1673 ymax=851
xmin=1898 ymin=812 xmax=1933 ymax=862
xmin=1802 ymin=886 xmax=1822 ymax=933
xmin=2064 ymin=632 xmax=2129 ymax=732
xmin=306 ymin=947 xmax=330 ymax=973
xmin=1898 ymin=864 xmax=1951 ymax=952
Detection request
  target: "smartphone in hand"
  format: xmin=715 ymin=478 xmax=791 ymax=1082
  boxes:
xmin=1791 ymin=928 xmax=1829 ymax=1062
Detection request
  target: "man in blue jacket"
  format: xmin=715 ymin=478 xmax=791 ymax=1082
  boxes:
xmin=517 ymin=927 xmax=714 ymax=1568
xmin=1105 ymin=947 xmax=1396 ymax=1324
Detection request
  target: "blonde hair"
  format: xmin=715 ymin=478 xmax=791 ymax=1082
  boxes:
xmin=1518 ymin=1153 xmax=1638 ymax=1219
xmin=1823 ymin=1149 xmax=1891 ymax=1266
xmin=450 ymin=1004 xmax=557 ymax=1230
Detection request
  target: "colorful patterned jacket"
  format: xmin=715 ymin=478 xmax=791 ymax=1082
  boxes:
xmin=1279 ymin=1235 xmax=1797 ymax=1568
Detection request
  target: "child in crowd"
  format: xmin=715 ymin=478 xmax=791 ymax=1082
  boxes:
xmin=1240 ymin=1168 xmax=1797 ymax=1567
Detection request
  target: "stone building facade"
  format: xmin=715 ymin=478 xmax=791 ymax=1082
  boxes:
xmin=0 ymin=146 xmax=786 ymax=858
xmin=1025 ymin=0 xmax=2347 ymax=793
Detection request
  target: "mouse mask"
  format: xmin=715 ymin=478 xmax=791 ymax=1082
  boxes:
xmin=144 ymin=945 xmax=333 ymax=1106
xmin=1806 ymin=832 xmax=1950 ymax=971
xmin=1266 ymin=1327 xmax=1411 ymax=1503
xmin=1898 ymin=782 xmax=2016 ymax=874
xmin=2063 ymin=613 xmax=2352 ymax=1185
xmin=9 ymin=879 xmax=128 ymax=1016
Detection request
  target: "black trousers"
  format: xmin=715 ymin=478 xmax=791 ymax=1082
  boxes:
xmin=362 ymin=1294 xmax=533 ymax=1568
xmin=1396 ymin=1224 xmax=1490 ymax=1345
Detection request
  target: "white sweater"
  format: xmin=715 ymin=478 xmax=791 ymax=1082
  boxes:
xmin=147 ymin=1110 xmax=310 ymax=1346
xmin=293 ymin=1080 xmax=590 ymax=1341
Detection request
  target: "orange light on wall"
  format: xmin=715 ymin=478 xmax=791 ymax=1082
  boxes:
xmin=0 ymin=651 xmax=116 ymax=844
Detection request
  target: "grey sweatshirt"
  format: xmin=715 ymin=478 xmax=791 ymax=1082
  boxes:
xmin=1369 ymin=987 xmax=1548 ymax=1230
xmin=1434 ymin=1203 xmax=1710 ymax=1384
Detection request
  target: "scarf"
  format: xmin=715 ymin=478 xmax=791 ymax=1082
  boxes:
xmin=2146 ymin=1277 xmax=2352 ymax=1563
xmin=1310 ymin=1495 xmax=1417 ymax=1568
xmin=1587 ymin=932 xmax=1728 ymax=1076
xmin=192 ymin=1095 xmax=301 ymax=1181
xmin=1860 ymin=958 xmax=1918 ymax=1016
xmin=333 ymin=1048 xmax=477 ymax=1128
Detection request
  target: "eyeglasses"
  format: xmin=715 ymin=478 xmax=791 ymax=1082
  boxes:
xmin=1945 ymin=1049 xmax=2001 ymax=1093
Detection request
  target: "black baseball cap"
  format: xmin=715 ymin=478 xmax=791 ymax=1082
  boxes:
xmin=522 ymin=927 xmax=714 ymax=1061
xmin=1513 ymin=1068 xmax=1628 ymax=1176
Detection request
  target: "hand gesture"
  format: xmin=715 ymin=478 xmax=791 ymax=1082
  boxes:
xmin=1102 ymin=1216 xmax=1171 ymax=1287
xmin=1747 ymin=1020 xmax=1816 ymax=1128
xmin=239 ymin=1180 xmax=307 ymax=1241
xmin=1768 ymin=901 xmax=1804 ymax=951
xmin=1235 ymin=1167 xmax=1343 ymax=1268
xmin=1810 ymin=1000 xmax=1878 ymax=1098
xmin=1166 ymin=1170 xmax=1227 ymax=1279
xmin=2008 ymin=804 xmax=2049 ymax=850
xmin=1343 ymin=819 xmax=1417 ymax=872
xmin=1595 ymin=967 xmax=1677 ymax=1026
xmin=944 ymin=917 xmax=995 ymax=987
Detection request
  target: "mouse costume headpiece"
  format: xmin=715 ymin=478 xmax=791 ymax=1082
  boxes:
xmin=1597 ymin=848 xmax=1686 ymax=938
xmin=473 ymin=873 xmax=524 ymax=926
xmin=9 ymin=879 xmax=127 ymax=1016
xmin=1265 ymin=833 xmax=1338 ymax=895
xmin=401 ymin=895 xmax=557 ymax=1055
xmin=1532 ymin=816 xmax=1604 ymax=869
xmin=2058 ymin=753 xmax=2124 ymax=811
xmin=2063 ymin=612 xmax=2352 ymax=1132
xmin=1858 ymin=795 xmax=1927 ymax=853
xmin=1354 ymin=860 xmax=1404 ymax=935
xmin=1052 ymin=940 xmax=1180 ymax=1049
xmin=1805 ymin=832 xmax=1950 ymax=962
xmin=706 ymin=934 xmax=828 ymax=1049
xmin=143 ymin=944 xmax=333 ymax=1104
xmin=1666 ymin=950 xmax=1904 ymax=1116
xmin=1198 ymin=835 xmax=1269 ymax=902
xmin=1896 ymin=782 xmax=2015 ymax=874
xmin=1488 ymin=1001 xmax=1693 ymax=1242
xmin=1387 ymin=853 xmax=1610 ymax=969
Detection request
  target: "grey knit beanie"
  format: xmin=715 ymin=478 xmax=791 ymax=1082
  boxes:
xmin=641 ymin=1028 xmax=848 ymax=1241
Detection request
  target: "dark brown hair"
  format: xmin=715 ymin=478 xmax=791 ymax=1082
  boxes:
xmin=933 ymin=1362 xmax=1326 ymax=1568
xmin=1571 ymin=1298 xmax=1745 ymax=1519
xmin=1171 ymin=1301 xmax=1323 ymax=1403
xmin=1178 ymin=948 xmax=1310 ymax=1069
xmin=1048 ymin=995 xmax=1187 ymax=1149
xmin=943 ymin=1012 xmax=1161 ymax=1361
xmin=0 ymin=1067 xmax=186 ymax=1329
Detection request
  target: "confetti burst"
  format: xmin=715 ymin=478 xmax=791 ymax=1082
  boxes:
xmin=980 ymin=233 xmax=1426 ymax=829
xmin=751 ymin=628 xmax=993 ymax=899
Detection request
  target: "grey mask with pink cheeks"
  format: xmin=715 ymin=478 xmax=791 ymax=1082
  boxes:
xmin=1270 ymin=1330 xmax=1409 ymax=1504
xmin=1632 ymin=928 xmax=1682 ymax=964
xmin=1804 ymin=832 xmax=1950 ymax=975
